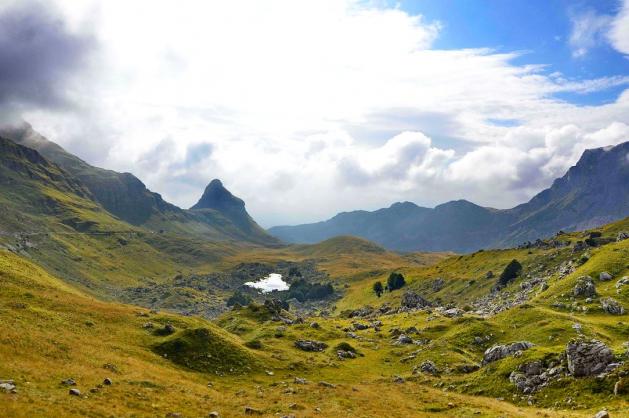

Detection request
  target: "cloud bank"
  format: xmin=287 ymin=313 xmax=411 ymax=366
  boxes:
xmin=3 ymin=0 xmax=629 ymax=226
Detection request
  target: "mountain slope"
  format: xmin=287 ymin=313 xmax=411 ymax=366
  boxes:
xmin=270 ymin=141 xmax=629 ymax=252
xmin=1 ymin=122 xmax=278 ymax=245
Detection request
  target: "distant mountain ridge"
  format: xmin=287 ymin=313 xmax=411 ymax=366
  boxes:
xmin=269 ymin=141 xmax=629 ymax=252
xmin=0 ymin=123 xmax=278 ymax=245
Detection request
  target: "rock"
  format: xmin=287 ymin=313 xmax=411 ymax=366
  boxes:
xmin=309 ymin=322 xmax=320 ymax=329
xmin=61 ymin=378 xmax=76 ymax=386
xmin=594 ymin=411 xmax=610 ymax=418
xmin=394 ymin=334 xmax=413 ymax=345
xmin=244 ymin=406 xmax=263 ymax=415
xmin=442 ymin=308 xmax=463 ymax=318
xmin=432 ymin=278 xmax=445 ymax=292
xmin=337 ymin=350 xmax=357 ymax=360
xmin=0 ymin=381 xmax=16 ymax=393
xmin=143 ymin=322 xmax=154 ymax=329
xmin=566 ymin=339 xmax=614 ymax=377
xmin=600 ymin=272 xmax=613 ymax=281
xmin=456 ymin=364 xmax=480 ymax=374
xmin=482 ymin=341 xmax=534 ymax=365
xmin=68 ymin=388 xmax=81 ymax=396
xmin=601 ymin=298 xmax=625 ymax=315
xmin=293 ymin=377 xmax=308 ymax=384
xmin=416 ymin=360 xmax=439 ymax=375
xmin=616 ymin=277 xmax=629 ymax=290
xmin=617 ymin=231 xmax=629 ymax=242
xmin=352 ymin=322 xmax=369 ymax=330
xmin=573 ymin=276 xmax=597 ymax=298
xmin=103 ymin=378 xmax=112 ymax=385
xmin=208 ymin=412 xmax=220 ymax=418
xmin=392 ymin=375 xmax=405 ymax=384
xmin=294 ymin=340 xmax=327 ymax=352
xmin=165 ymin=413 xmax=182 ymax=418
xmin=400 ymin=291 xmax=431 ymax=309
xmin=348 ymin=306 xmax=374 ymax=318
xmin=318 ymin=381 xmax=335 ymax=388
xmin=485 ymin=271 xmax=494 ymax=279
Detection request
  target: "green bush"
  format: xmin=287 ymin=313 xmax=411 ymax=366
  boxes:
xmin=497 ymin=260 xmax=522 ymax=287
xmin=387 ymin=272 xmax=406 ymax=291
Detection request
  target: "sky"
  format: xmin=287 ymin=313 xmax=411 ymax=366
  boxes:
xmin=1 ymin=0 xmax=629 ymax=227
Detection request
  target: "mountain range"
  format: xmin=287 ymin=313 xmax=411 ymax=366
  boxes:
xmin=269 ymin=141 xmax=629 ymax=252
xmin=0 ymin=122 xmax=277 ymax=246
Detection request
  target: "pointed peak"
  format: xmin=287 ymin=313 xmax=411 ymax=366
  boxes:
xmin=191 ymin=179 xmax=245 ymax=211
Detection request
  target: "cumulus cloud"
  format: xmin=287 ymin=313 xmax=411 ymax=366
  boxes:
xmin=3 ymin=0 xmax=629 ymax=226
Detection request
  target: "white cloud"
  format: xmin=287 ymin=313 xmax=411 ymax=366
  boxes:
xmin=569 ymin=9 xmax=612 ymax=58
xmin=609 ymin=0 xmax=629 ymax=55
xmin=10 ymin=0 xmax=629 ymax=226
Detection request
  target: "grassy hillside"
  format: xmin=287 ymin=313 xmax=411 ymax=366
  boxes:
xmin=0 ymin=249 xmax=596 ymax=417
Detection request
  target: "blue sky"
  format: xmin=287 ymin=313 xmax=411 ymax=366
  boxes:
xmin=2 ymin=0 xmax=629 ymax=226
xmin=397 ymin=0 xmax=629 ymax=105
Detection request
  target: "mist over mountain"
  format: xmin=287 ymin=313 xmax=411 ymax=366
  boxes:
xmin=269 ymin=141 xmax=629 ymax=252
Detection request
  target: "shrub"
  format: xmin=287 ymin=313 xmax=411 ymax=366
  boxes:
xmin=227 ymin=291 xmax=253 ymax=307
xmin=245 ymin=339 xmax=263 ymax=349
xmin=387 ymin=272 xmax=406 ymax=291
xmin=287 ymin=279 xmax=334 ymax=302
xmin=373 ymin=281 xmax=384 ymax=297
xmin=335 ymin=342 xmax=357 ymax=353
xmin=497 ymin=259 xmax=522 ymax=287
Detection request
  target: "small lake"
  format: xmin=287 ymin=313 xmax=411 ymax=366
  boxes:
xmin=244 ymin=273 xmax=289 ymax=293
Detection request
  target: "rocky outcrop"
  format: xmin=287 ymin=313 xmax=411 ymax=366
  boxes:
xmin=600 ymin=272 xmax=613 ymax=281
xmin=482 ymin=341 xmax=534 ymax=365
xmin=414 ymin=360 xmax=439 ymax=375
xmin=508 ymin=360 xmax=564 ymax=394
xmin=601 ymin=298 xmax=625 ymax=315
xmin=566 ymin=340 xmax=614 ymax=377
xmin=573 ymin=276 xmax=597 ymax=298
xmin=617 ymin=231 xmax=629 ymax=242
xmin=294 ymin=340 xmax=327 ymax=352
xmin=400 ymin=291 xmax=431 ymax=309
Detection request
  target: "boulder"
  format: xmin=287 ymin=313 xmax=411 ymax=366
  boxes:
xmin=68 ymin=388 xmax=81 ymax=396
xmin=482 ymin=341 xmax=534 ymax=365
xmin=337 ymin=350 xmax=357 ymax=360
xmin=617 ymin=231 xmax=629 ymax=242
xmin=400 ymin=291 xmax=431 ymax=309
xmin=615 ymin=277 xmax=629 ymax=289
xmin=594 ymin=410 xmax=610 ymax=418
xmin=264 ymin=299 xmax=288 ymax=315
xmin=574 ymin=276 xmax=597 ymax=298
xmin=432 ymin=278 xmax=445 ymax=292
xmin=416 ymin=360 xmax=439 ymax=375
xmin=294 ymin=340 xmax=327 ymax=352
xmin=600 ymin=272 xmax=613 ymax=281
xmin=601 ymin=298 xmax=625 ymax=315
xmin=566 ymin=339 xmax=614 ymax=377
xmin=442 ymin=308 xmax=464 ymax=318
xmin=0 ymin=381 xmax=16 ymax=393
xmin=394 ymin=334 xmax=413 ymax=345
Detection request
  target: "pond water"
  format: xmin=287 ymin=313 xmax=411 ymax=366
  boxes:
xmin=244 ymin=273 xmax=289 ymax=293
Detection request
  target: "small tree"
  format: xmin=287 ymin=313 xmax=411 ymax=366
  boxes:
xmin=373 ymin=281 xmax=384 ymax=297
xmin=387 ymin=272 xmax=406 ymax=291
xmin=498 ymin=259 xmax=522 ymax=287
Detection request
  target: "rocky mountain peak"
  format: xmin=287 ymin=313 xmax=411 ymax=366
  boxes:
xmin=191 ymin=179 xmax=245 ymax=211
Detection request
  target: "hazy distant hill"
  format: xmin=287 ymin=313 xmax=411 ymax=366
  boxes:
xmin=270 ymin=142 xmax=629 ymax=252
